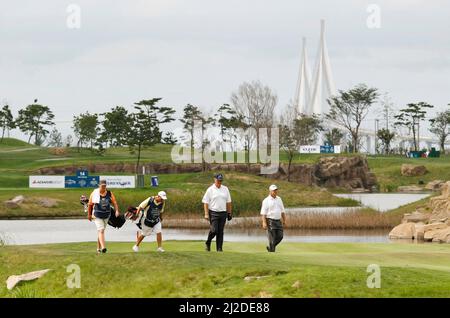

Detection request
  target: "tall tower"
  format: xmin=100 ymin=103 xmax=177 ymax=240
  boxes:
xmin=309 ymin=19 xmax=336 ymax=116
xmin=294 ymin=37 xmax=311 ymax=115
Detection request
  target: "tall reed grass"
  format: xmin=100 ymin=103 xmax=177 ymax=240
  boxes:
xmin=163 ymin=210 xmax=402 ymax=230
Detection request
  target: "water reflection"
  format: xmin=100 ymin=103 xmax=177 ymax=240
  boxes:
xmin=334 ymin=193 xmax=430 ymax=212
xmin=0 ymin=219 xmax=390 ymax=245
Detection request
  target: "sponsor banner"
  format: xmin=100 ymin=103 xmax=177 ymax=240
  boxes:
xmin=100 ymin=176 xmax=136 ymax=188
xmin=300 ymin=145 xmax=341 ymax=154
xmin=299 ymin=145 xmax=321 ymax=154
xmin=65 ymin=176 xmax=100 ymax=188
xmin=320 ymin=145 xmax=335 ymax=154
xmin=29 ymin=176 xmax=65 ymax=188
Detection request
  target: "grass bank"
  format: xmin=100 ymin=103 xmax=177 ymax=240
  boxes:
xmin=1 ymin=138 xmax=448 ymax=226
xmin=0 ymin=172 xmax=357 ymax=219
xmin=2 ymin=138 xmax=450 ymax=192
xmin=366 ymin=155 xmax=450 ymax=192
xmin=1 ymin=241 xmax=450 ymax=297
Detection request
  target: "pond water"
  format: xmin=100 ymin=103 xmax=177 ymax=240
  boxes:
xmin=0 ymin=219 xmax=390 ymax=245
xmin=285 ymin=207 xmax=362 ymax=214
xmin=333 ymin=193 xmax=430 ymax=212
xmin=0 ymin=193 xmax=432 ymax=245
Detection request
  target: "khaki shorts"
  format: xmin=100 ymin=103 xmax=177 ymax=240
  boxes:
xmin=140 ymin=221 xmax=162 ymax=237
xmin=94 ymin=217 xmax=109 ymax=231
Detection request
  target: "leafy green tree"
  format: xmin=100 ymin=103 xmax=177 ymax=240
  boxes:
xmin=100 ymin=106 xmax=132 ymax=147
xmin=16 ymin=102 xmax=55 ymax=145
xmin=279 ymin=123 xmax=298 ymax=182
xmin=377 ymin=128 xmax=395 ymax=154
xmin=324 ymin=128 xmax=343 ymax=146
xmin=294 ymin=115 xmax=323 ymax=145
xmin=72 ymin=112 xmax=100 ymax=151
xmin=214 ymin=103 xmax=244 ymax=152
xmin=0 ymin=104 xmax=15 ymax=142
xmin=127 ymin=98 xmax=176 ymax=172
xmin=180 ymin=104 xmax=202 ymax=162
xmin=215 ymin=104 xmax=233 ymax=147
xmin=326 ymin=84 xmax=379 ymax=153
xmin=394 ymin=102 xmax=434 ymax=151
xmin=162 ymin=131 xmax=178 ymax=145
xmin=280 ymin=105 xmax=322 ymax=181
xmin=197 ymin=112 xmax=215 ymax=171
xmin=47 ymin=128 xmax=63 ymax=147
xmin=429 ymin=108 xmax=450 ymax=152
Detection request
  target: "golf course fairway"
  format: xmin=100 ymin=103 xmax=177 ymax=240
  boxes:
xmin=1 ymin=241 xmax=450 ymax=298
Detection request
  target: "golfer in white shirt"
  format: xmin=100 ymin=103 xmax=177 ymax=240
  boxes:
xmin=202 ymin=173 xmax=232 ymax=252
xmin=261 ymin=184 xmax=286 ymax=252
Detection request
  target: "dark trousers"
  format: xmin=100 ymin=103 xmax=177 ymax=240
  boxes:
xmin=267 ymin=219 xmax=283 ymax=252
xmin=206 ymin=210 xmax=227 ymax=250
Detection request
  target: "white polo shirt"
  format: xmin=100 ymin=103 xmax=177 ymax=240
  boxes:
xmin=202 ymin=184 xmax=232 ymax=212
xmin=260 ymin=195 xmax=285 ymax=220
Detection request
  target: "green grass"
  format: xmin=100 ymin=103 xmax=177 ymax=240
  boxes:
xmin=1 ymin=241 xmax=450 ymax=297
xmin=0 ymin=172 xmax=357 ymax=218
xmin=366 ymin=155 xmax=450 ymax=192
xmin=1 ymin=138 xmax=449 ymax=219
xmin=0 ymin=137 xmax=34 ymax=148
xmin=2 ymin=138 xmax=450 ymax=191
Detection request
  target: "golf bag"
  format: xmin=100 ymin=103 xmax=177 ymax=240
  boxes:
xmin=125 ymin=206 xmax=143 ymax=230
xmin=79 ymin=194 xmax=126 ymax=229
xmin=124 ymin=206 xmax=140 ymax=221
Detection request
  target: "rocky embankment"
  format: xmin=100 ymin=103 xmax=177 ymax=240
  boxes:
xmin=36 ymin=156 xmax=377 ymax=191
xmin=389 ymin=181 xmax=450 ymax=243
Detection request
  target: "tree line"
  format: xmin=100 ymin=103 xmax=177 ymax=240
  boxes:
xmin=1 ymin=82 xmax=449 ymax=173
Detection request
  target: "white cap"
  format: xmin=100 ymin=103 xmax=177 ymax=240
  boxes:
xmin=157 ymin=191 xmax=167 ymax=200
xmin=269 ymin=184 xmax=278 ymax=191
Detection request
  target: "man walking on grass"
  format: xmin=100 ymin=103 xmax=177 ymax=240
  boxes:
xmin=132 ymin=191 xmax=167 ymax=253
xmin=203 ymin=173 xmax=232 ymax=252
xmin=87 ymin=179 xmax=120 ymax=254
xmin=261 ymin=184 xmax=286 ymax=252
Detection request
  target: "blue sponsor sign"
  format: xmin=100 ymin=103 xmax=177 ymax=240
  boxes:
xmin=65 ymin=170 xmax=99 ymax=188
xmin=320 ymin=145 xmax=335 ymax=154
xmin=76 ymin=170 xmax=89 ymax=177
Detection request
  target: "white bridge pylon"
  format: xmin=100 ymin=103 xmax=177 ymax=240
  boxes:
xmin=293 ymin=20 xmax=446 ymax=153
xmin=294 ymin=20 xmax=336 ymax=117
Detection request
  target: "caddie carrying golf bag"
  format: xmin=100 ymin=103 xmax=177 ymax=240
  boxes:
xmin=79 ymin=194 xmax=126 ymax=229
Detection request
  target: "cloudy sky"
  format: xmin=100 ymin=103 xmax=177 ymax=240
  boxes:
xmin=1 ymin=0 xmax=449 ymax=141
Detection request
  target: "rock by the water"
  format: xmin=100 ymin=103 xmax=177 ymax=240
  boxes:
xmin=397 ymin=185 xmax=425 ymax=193
xmin=6 ymin=269 xmax=51 ymax=290
xmin=402 ymin=211 xmax=429 ymax=223
xmin=36 ymin=197 xmax=59 ymax=208
xmin=389 ymin=222 xmax=415 ymax=239
xmin=423 ymin=222 xmax=447 ymax=232
xmin=390 ymin=181 xmax=450 ymax=243
xmin=429 ymin=227 xmax=450 ymax=243
xmin=425 ymin=180 xmax=445 ymax=191
xmin=401 ymin=164 xmax=428 ymax=177
xmin=414 ymin=223 xmax=425 ymax=241
xmin=3 ymin=195 xmax=25 ymax=209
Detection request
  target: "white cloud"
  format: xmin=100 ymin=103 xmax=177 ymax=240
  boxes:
xmin=0 ymin=0 xmax=449 ymax=141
